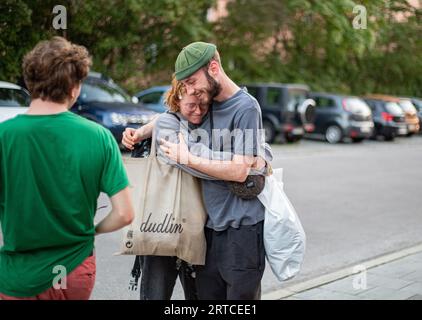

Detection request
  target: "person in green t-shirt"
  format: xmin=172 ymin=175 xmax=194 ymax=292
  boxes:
xmin=0 ymin=37 xmax=134 ymax=300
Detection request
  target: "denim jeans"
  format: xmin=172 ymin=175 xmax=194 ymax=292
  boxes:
xmin=139 ymin=255 xmax=198 ymax=300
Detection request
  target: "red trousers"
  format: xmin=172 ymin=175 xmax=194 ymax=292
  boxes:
xmin=0 ymin=255 xmax=96 ymax=300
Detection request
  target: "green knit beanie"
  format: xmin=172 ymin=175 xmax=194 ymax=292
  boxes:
xmin=174 ymin=42 xmax=217 ymax=81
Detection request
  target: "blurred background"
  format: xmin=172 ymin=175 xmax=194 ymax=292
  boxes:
xmin=1 ymin=0 xmax=420 ymax=96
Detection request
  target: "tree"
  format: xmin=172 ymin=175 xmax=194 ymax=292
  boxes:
xmin=1 ymin=0 xmax=420 ymax=96
xmin=0 ymin=0 xmax=214 ymax=92
xmin=213 ymin=0 xmax=421 ymax=96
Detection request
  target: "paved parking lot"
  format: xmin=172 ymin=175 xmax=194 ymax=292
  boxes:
xmin=92 ymin=135 xmax=422 ymax=299
xmin=1 ymin=135 xmax=421 ymax=299
xmin=285 ymin=250 xmax=422 ymax=300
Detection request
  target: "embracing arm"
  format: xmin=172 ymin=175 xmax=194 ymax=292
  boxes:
xmin=160 ymin=105 xmax=271 ymax=182
xmin=122 ymin=114 xmax=159 ymax=150
xmin=187 ymin=153 xmax=253 ymax=182
xmin=161 ymin=132 xmax=262 ymax=183
xmin=155 ymin=114 xmax=220 ymax=180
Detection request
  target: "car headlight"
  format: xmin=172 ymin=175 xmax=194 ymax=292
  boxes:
xmin=110 ymin=112 xmax=129 ymax=126
xmin=110 ymin=112 xmax=155 ymax=125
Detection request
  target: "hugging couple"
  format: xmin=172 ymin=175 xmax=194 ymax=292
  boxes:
xmin=122 ymin=41 xmax=273 ymax=300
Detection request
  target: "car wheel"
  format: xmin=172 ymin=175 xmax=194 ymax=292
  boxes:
xmin=325 ymin=125 xmax=343 ymax=144
xmin=263 ymin=120 xmax=276 ymax=144
xmin=352 ymin=137 xmax=364 ymax=143
xmin=384 ymin=133 xmax=395 ymax=141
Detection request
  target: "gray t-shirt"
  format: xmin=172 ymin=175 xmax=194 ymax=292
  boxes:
xmin=200 ymin=88 xmax=268 ymax=231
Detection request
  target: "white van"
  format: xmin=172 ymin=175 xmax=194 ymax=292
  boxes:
xmin=0 ymin=81 xmax=30 ymax=123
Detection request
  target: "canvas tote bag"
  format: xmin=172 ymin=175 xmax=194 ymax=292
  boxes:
xmin=118 ymin=130 xmax=207 ymax=265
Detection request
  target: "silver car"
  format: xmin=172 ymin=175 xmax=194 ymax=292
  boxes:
xmin=0 ymin=81 xmax=30 ymax=122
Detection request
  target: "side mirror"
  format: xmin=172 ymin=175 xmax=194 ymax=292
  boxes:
xmin=132 ymin=96 xmax=139 ymax=104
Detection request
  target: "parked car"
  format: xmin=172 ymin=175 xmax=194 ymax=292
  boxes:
xmin=0 ymin=81 xmax=31 ymax=122
xmin=241 ymin=83 xmax=316 ymax=143
xmin=134 ymin=86 xmax=169 ymax=113
xmin=408 ymin=97 xmax=422 ymax=134
xmin=307 ymin=93 xmax=374 ymax=143
xmin=70 ymin=72 xmax=157 ymax=145
xmin=396 ymin=98 xmax=420 ymax=136
xmin=362 ymin=95 xmax=408 ymax=141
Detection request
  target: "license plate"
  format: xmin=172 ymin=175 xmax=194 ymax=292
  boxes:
xmin=361 ymin=127 xmax=371 ymax=133
xmin=292 ymin=128 xmax=304 ymax=135
xmin=398 ymin=128 xmax=407 ymax=135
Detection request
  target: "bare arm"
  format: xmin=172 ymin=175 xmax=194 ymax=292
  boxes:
xmin=121 ymin=115 xmax=158 ymax=150
xmin=187 ymin=153 xmax=253 ymax=182
xmin=160 ymin=133 xmax=259 ymax=182
xmin=95 ymin=187 xmax=134 ymax=235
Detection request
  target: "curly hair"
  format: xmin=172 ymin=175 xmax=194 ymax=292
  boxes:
xmin=22 ymin=36 xmax=92 ymax=103
xmin=164 ymin=76 xmax=186 ymax=112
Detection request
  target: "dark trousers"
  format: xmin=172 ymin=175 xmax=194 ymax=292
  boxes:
xmin=139 ymin=256 xmax=198 ymax=300
xmin=196 ymin=221 xmax=265 ymax=300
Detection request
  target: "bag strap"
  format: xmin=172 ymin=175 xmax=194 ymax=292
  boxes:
xmin=209 ymin=103 xmax=218 ymax=151
xmin=209 ymin=104 xmax=214 ymax=131
xmin=129 ymin=256 xmax=142 ymax=291
xmin=166 ymin=111 xmax=181 ymax=122
xmin=149 ymin=118 xmax=158 ymax=157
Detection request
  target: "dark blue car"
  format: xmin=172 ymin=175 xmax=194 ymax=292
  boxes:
xmin=71 ymin=73 xmax=157 ymax=146
xmin=362 ymin=95 xmax=407 ymax=141
xmin=134 ymin=86 xmax=169 ymax=113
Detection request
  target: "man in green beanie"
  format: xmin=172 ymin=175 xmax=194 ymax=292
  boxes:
xmin=123 ymin=41 xmax=269 ymax=300
xmin=172 ymin=41 xmax=267 ymax=300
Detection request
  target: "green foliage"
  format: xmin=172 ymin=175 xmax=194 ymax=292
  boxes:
xmin=0 ymin=0 xmax=420 ymax=96
xmin=214 ymin=0 xmax=421 ymax=96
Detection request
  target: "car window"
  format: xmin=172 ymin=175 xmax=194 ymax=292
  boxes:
xmin=385 ymin=102 xmax=403 ymax=115
xmin=79 ymin=79 xmax=130 ymax=103
xmin=245 ymin=86 xmax=258 ymax=99
xmin=398 ymin=100 xmax=417 ymax=114
xmin=266 ymin=88 xmax=281 ymax=107
xmin=411 ymin=99 xmax=422 ymax=111
xmin=344 ymin=98 xmax=371 ymax=115
xmin=364 ymin=100 xmax=375 ymax=111
xmin=139 ymin=92 xmax=163 ymax=104
xmin=0 ymin=88 xmax=30 ymax=107
xmin=286 ymin=89 xmax=308 ymax=112
xmin=314 ymin=97 xmax=335 ymax=109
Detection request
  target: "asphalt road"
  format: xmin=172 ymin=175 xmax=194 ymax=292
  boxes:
xmin=1 ymin=135 xmax=422 ymax=299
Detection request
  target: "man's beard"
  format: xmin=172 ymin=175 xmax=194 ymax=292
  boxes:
xmin=197 ymin=69 xmax=222 ymax=105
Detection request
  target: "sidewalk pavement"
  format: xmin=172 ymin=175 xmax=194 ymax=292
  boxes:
xmin=282 ymin=251 xmax=422 ymax=300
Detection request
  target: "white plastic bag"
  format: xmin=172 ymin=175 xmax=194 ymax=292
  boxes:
xmin=258 ymin=168 xmax=306 ymax=282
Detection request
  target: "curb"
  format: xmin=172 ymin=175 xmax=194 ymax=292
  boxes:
xmin=262 ymin=242 xmax=422 ymax=300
